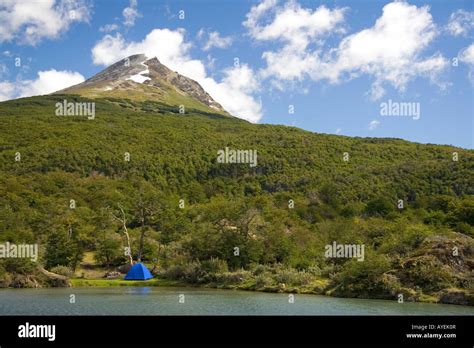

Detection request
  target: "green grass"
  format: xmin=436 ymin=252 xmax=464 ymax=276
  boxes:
xmin=70 ymin=278 xmax=185 ymax=287
xmin=59 ymin=80 xmax=229 ymax=116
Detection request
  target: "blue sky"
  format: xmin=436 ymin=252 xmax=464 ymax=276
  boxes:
xmin=0 ymin=0 xmax=473 ymax=148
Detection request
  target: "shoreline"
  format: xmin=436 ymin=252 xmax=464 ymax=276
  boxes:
xmin=2 ymin=277 xmax=472 ymax=308
xmin=67 ymin=278 xmax=472 ymax=307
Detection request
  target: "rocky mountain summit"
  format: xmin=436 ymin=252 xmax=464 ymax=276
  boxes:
xmin=57 ymin=54 xmax=227 ymax=114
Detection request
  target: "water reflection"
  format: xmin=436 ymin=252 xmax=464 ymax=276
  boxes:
xmin=123 ymin=287 xmax=151 ymax=295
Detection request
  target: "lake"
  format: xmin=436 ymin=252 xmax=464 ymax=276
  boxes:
xmin=0 ymin=287 xmax=473 ymax=315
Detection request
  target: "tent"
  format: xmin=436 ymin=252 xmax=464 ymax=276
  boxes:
xmin=124 ymin=262 xmax=153 ymax=280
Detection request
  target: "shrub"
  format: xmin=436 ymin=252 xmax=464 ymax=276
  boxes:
xmin=213 ymin=270 xmax=251 ymax=284
xmin=340 ymin=202 xmax=364 ymax=217
xmin=455 ymin=222 xmax=474 ymax=237
xmin=254 ymin=273 xmax=273 ymax=289
xmin=251 ymin=264 xmax=271 ymax=276
xmin=320 ymin=264 xmax=337 ymax=278
xmin=306 ymin=265 xmax=322 ymax=277
xmin=3 ymin=258 xmax=36 ymax=275
xmin=399 ymin=255 xmax=454 ymax=292
xmin=273 ymin=268 xmax=313 ymax=286
xmin=163 ymin=262 xmax=206 ymax=284
xmin=0 ymin=264 xmax=11 ymax=287
xmin=201 ymin=258 xmax=228 ymax=274
xmin=331 ymin=253 xmax=392 ymax=297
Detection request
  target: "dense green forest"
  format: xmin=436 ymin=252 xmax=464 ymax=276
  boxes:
xmin=0 ymin=95 xmax=473 ymax=305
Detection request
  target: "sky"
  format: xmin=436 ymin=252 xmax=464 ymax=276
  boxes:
xmin=0 ymin=0 xmax=473 ymax=148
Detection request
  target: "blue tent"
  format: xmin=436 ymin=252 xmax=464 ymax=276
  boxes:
xmin=124 ymin=263 xmax=153 ymax=280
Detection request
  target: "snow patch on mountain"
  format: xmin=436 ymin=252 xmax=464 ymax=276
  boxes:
xmin=127 ymin=61 xmax=150 ymax=84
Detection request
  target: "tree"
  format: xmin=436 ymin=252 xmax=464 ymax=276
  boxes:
xmin=365 ymin=197 xmax=395 ymax=217
xmin=131 ymin=180 xmax=162 ymax=262
xmin=45 ymin=230 xmax=74 ymax=269
xmin=95 ymin=232 xmax=123 ymax=266
xmin=319 ymin=182 xmax=342 ymax=208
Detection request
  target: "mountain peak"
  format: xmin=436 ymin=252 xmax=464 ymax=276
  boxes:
xmin=57 ymin=54 xmax=227 ymax=114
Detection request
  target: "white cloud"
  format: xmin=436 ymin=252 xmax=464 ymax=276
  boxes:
xmin=459 ymin=43 xmax=474 ymax=82
xmin=91 ymin=29 xmax=262 ymax=122
xmin=244 ymin=0 xmax=346 ymax=83
xmin=19 ymin=69 xmax=85 ymax=97
xmin=123 ymin=0 xmax=141 ymax=27
xmin=205 ymin=54 xmax=217 ymax=70
xmin=459 ymin=43 xmax=474 ymax=65
xmin=245 ymin=1 xmax=448 ymax=99
xmin=243 ymin=0 xmax=278 ymax=38
xmin=0 ymin=0 xmax=91 ymax=45
xmin=199 ymin=65 xmax=261 ymax=122
xmin=99 ymin=24 xmax=119 ymax=33
xmin=368 ymin=120 xmax=380 ymax=131
xmin=244 ymin=0 xmax=346 ymax=45
xmin=100 ymin=0 xmax=141 ymax=33
xmin=446 ymin=9 xmax=474 ymax=37
xmin=202 ymin=31 xmax=233 ymax=51
xmin=0 ymin=69 xmax=85 ymax=101
xmin=0 ymin=81 xmax=15 ymax=101
xmin=330 ymin=2 xmax=448 ymax=99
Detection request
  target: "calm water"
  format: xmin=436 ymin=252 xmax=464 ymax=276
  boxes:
xmin=0 ymin=287 xmax=473 ymax=315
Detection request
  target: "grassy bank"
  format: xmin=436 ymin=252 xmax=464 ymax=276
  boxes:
xmin=67 ymin=276 xmax=448 ymax=305
xmin=70 ymin=278 xmax=184 ymax=287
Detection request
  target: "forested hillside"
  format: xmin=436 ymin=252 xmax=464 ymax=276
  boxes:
xmin=0 ymin=95 xmax=473 ymax=304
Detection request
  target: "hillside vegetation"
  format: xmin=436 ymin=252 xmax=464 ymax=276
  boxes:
xmin=0 ymin=95 xmax=473 ymax=305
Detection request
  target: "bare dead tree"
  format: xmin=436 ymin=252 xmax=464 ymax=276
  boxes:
xmin=111 ymin=204 xmax=133 ymax=265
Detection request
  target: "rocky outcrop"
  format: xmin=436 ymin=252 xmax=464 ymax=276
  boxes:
xmin=438 ymin=289 xmax=473 ymax=306
xmin=145 ymin=57 xmax=224 ymax=111
xmin=103 ymin=271 xmax=122 ymax=279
